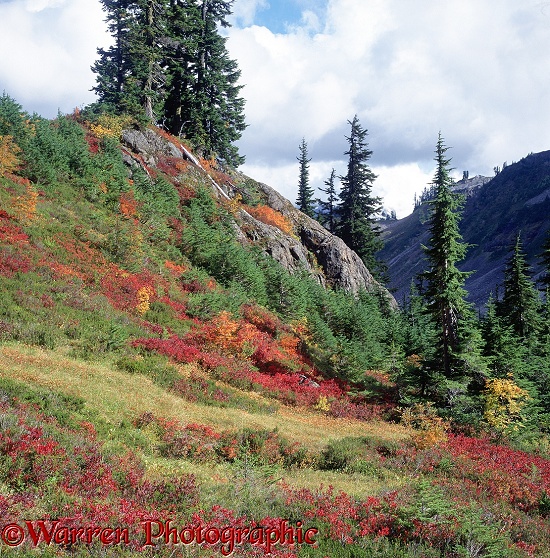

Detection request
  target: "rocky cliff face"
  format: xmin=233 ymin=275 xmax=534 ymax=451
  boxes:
xmin=235 ymin=179 xmax=391 ymax=299
xmin=121 ymin=127 xmax=395 ymax=306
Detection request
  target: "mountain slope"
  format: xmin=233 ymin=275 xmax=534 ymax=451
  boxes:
xmin=122 ymin=127 xmax=395 ymax=304
xmin=3 ymin=106 xmax=550 ymax=556
xmin=381 ymin=151 xmax=550 ymax=306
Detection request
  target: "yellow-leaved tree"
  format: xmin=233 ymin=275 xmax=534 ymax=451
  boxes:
xmin=484 ymin=376 xmax=529 ymax=435
xmin=0 ymin=135 xmax=21 ymax=176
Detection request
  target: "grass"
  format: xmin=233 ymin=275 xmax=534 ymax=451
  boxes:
xmin=0 ymin=342 xmax=412 ymax=496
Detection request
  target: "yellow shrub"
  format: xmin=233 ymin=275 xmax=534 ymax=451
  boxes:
xmin=90 ymin=114 xmax=134 ymax=140
xmin=315 ymin=395 xmax=331 ymax=413
xmin=401 ymin=402 xmax=449 ymax=449
xmin=14 ymin=182 xmax=39 ymax=222
xmin=135 ymin=286 xmax=155 ymax=315
xmin=0 ymin=135 xmax=21 ymax=176
xmin=223 ymin=193 xmax=242 ymax=216
xmin=484 ymin=376 xmax=529 ymax=434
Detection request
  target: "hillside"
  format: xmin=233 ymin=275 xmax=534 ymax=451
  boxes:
xmin=3 ymin=102 xmax=550 ymax=557
xmin=381 ymin=152 xmax=550 ymax=307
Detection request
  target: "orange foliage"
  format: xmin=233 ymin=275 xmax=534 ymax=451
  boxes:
xmin=164 ymin=260 xmax=186 ymax=276
xmin=206 ymin=311 xmax=240 ymax=351
xmin=401 ymin=403 xmax=449 ymax=449
xmin=278 ymin=333 xmax=301 ymax=360
xmin=199 ymin=156 xmax=217 ymax=173
xmin=0 ymin=135 xmax=21 ymax=176
xmin=120 ymin=190 xmax=139 ymax=218
xmin=244 ymin=205 xmax=294 ymax=235
xmin=14 ymin=181 xmax=39 ymax=222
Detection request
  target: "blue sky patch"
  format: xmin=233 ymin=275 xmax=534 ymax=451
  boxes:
xmin=253 ymin=0 xmax=327 ymax=33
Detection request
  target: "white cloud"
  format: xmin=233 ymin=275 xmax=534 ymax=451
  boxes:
xmin=1 ymin=0 xmax=550 ymax=218
xmin=232 ymin=0 xmax=269 ymax=27
xmin=228 ymin=0 xmax=550 ymax=215
xmin=24 ymin=0 xmax=66 ymax=12
xmin=372 ymin=163 xmax=434 ymax=218
xmin=0 ymin=0 xmax=108 ymax=115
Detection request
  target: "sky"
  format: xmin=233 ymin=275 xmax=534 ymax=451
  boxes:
xmin=1 ymin=0 xmax=550 ymax=216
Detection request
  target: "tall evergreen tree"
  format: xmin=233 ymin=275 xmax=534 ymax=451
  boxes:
xmin=539 ymin=230 xmax=550 ymax=288
xmin=482 ymin=294 xmax=526 ymax=377
xmin=336 ymin=115 xmax=384 ymax=278
xmin=92 ymin=0 xmax=166 ymax=119
xmin=317 ymin=168 xmax=338 ymax=233
xmin=141 ymin=0 xmax=166 ymax=121
xmin=295 ymin=138 xmax=315 ymax=217
xmin=92 ymin=0 xmax=139 ymax=115
xmin=421 ymin=133 xmax=473 ymax=378
xmin=92 ymin=0 xmax=246 ymax=166
xmin=498 ymin=233 xmax=541 ymax=341
xmin=183 ymin=0 xmax=246 ymax=166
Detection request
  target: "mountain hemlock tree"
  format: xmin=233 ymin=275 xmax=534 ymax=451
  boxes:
xmin=540 ymin=230 xmax=550 ymax=288
xmin=92 ymin=0 xmax=246 ymax=166
xmin=175 ymin=0 xmax=246 ymax=166
xmin=317 ymin=168 xmax=338 ymax=233
xmin=421 ymin=133 xmax=473 ymax=379
xmin=499 ymin=233 xmax=541 ymax=341
xmin=482 ymin=294 xmax=526 ymax=378
xmin=295 ymin=138 xmax=315 ymax=217
xmin=92 ymin=0 xmax=147 ymax=117
xmin=336 ymin=115 xmax=384 ymax=279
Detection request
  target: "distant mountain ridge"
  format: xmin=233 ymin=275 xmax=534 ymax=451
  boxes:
xmin=380 ymin=151 xmax=550 ymax=307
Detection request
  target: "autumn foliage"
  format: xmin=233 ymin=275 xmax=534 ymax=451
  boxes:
xmin=244 ymin=204 xmax=294 ymax=235
xmin=0 ymin=135 xmax=21 ymax=175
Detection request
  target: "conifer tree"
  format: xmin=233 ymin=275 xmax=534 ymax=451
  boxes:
xmin=336 ymin=115 xmax=384 ymax=278
xmin=178 ymin=0 xmax=246 ymax=166
xmin=91 ymin=0 xmax=166 ymax=119
xmin=92 ymin=0 xmax=246 ymax=166
xmin=141 ymin=0 xmax=166 ymax=121
xmin=295 ymin=138 xmax=315 ymax=217
xmin=317 ymin=168 xmax=338 ymax=233
xmin=398 ymin=281 xmax=441 ymax=400
xmin=92 ymin=0 xmax=141 ymax=115
xmin=531 ymin=292 xmax=550 ymax=418
xmin=482 ymin=294 xmax=525 ymax=377
xmin=498 ymin=233 xmax=541 ymax=341
xmin=421 ymin=133 xmax=473 ymax=378
xmin=540 ymin=230 xmax=550 ymax=288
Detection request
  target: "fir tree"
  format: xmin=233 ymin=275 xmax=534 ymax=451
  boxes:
xmin=540 ymin=230 xmax=550 ymax=288
xmin=317 ymin=168 xmax=338 ymax=233
xmin=92 ymin=0 xmax=166 ymax=119
xmin=141 ymin=0 xmax=166 ymax=121
xmin=183 ymin=0 xmax=246 ymax=166
xmin=92 ymin=0 xmax=246 ymax=166
xmin=482 ymin=294 xmax=526 ymax=377
xmin=295 ymin=138 xmax=315 ymax=217
xmin=336 ymin=115 xmax=384 ymax=279
xmin=398 ymin=281 xmax=441 ymax=400
xmin=91 ymin=0 xmax=140 ymax=115
xmin=498 ymin=233 xmax=541 ymax=341
xmin=530 ymin=292 xmax=550 ymax=418
xmin=421 ymin=133 xmax=473 ymax=379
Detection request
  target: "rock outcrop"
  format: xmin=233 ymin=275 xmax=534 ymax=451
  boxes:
xmin=229 ymin=179 xmax=396 ymax=306
xmin=121 ymin=127 xmax=396 ymax=307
